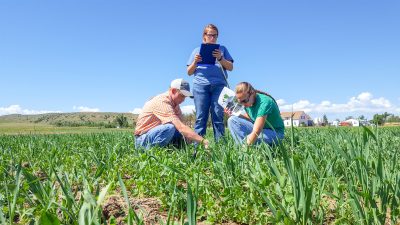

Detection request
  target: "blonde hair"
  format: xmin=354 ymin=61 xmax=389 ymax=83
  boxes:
xmin=235 ymin=82 xmax=277 ymax=104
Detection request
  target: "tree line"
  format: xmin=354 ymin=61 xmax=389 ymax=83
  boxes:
xmin=371 ymin=112 xmax=400 ymax=125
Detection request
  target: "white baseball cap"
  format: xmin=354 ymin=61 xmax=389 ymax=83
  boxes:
xmin=170 ymin=78 xmax=194 ymax=98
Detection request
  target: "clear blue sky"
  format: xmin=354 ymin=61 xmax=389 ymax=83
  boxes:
xmin=1 ymin=0 xmax=399 ymax=121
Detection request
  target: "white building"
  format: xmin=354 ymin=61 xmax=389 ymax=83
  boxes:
xmin=281 ymin=111 xmax=313 ymax=127
xmin=345 ymin=119 xmax=360 ymax=127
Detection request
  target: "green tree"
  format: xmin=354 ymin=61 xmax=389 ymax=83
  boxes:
xmin=382 ymin=112 xmax=392 ymax=121
xmin=371 ymin=114 xmax=385 ymax=125
xmin=114 ymin=114 xmax=129 ymax=128
xmin=323 ymin=114 xmax=328 ymax=126
xmin=386 ymin=115 xmax=400 ymax=123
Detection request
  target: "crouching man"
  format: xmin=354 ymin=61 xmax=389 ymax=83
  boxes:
xmin=134 ymin=78 xmax=209 ymax=149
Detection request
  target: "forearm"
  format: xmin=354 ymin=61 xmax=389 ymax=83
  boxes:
xmin=246 ymin=117 xmax=265 ymax=145
xmin=187 ymin=62 xmax=197 ymax=75
xmin=219 ymin=58 xmax=233 ymax=71
xmin=179 ymin=125 xmax=203 ymax=143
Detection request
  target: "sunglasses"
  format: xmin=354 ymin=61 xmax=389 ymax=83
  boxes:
xmin=238 ymin=92 xmax=252 ymax=104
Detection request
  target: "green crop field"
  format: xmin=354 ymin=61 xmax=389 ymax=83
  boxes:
xmin=1 ymin=126 xmax=400 ymax=224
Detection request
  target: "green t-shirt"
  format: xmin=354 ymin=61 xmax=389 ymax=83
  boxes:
xmin=244 ymin=93 xmax=285 ymax=133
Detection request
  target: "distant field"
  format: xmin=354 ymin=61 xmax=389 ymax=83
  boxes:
xmin=0 ymin=112 xmax=136 ymax=134
xmin=0 ymin=122 xmax=132 ymax=134
xmin=385 ymin=122 xmax=400 ymax=126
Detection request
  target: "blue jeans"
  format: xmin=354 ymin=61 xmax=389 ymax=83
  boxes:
xmin=193 ymin=83 xmax=225 ymax=141
xmin=135 ymin=123 xmax=183 ymax=149
xmin=227 ymin=116 xmax=284 ymax=145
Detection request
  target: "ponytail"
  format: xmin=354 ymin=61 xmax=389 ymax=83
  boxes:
xmin=254 ymin=89 xmax=277 ymax=105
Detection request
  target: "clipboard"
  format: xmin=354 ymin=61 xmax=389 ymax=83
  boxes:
xmin=199 ymin=43 xmax=220 ymax=64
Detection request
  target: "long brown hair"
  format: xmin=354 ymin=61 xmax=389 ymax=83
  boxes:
xmin=235 ymin=82 xmax=277 ymax=105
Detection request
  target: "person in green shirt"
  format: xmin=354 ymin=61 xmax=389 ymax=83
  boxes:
xmin=227 ymin=82 xmax=285 ymax=146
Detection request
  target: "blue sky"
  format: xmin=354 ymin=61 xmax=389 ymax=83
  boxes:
xmin=1 ymin=0 xmax=399 ymax=121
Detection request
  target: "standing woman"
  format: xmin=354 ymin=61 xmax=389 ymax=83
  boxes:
xmin=187 ymin=24 xmax=234 ymax=141
xmin=227 ymin=82 xmax=285 ymax=146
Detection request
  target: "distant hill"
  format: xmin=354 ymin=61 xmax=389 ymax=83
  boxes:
xmin=0 ymin=112 xmax=138 ymax=128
